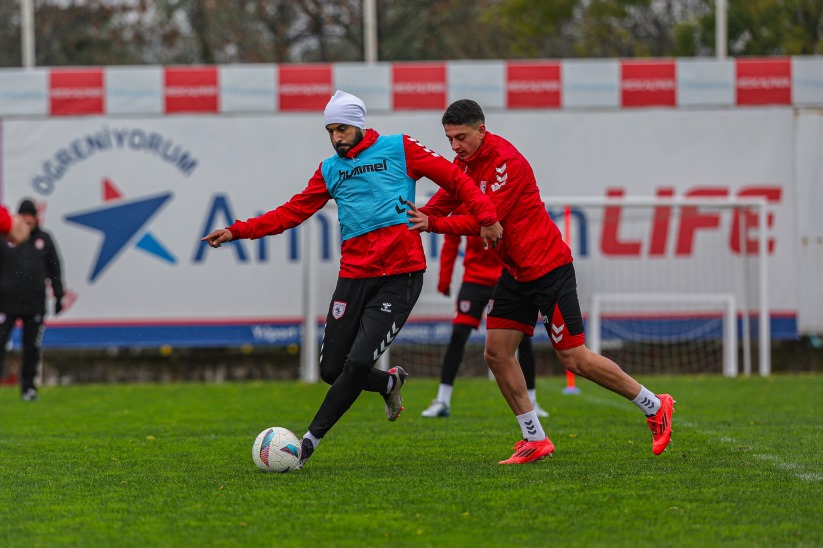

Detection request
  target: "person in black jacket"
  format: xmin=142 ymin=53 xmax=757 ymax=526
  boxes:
xmin=0 ymin=199 xmax=65 ymax=401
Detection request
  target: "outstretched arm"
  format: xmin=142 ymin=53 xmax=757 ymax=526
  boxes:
xmin=201 ymin=167 xmax=331 ymax=249
xmin=201 ymin=228 xmax=233 ymax=248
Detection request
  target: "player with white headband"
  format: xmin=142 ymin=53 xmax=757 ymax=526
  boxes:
xmin=203 ymin=90 xmax=503 ymax=469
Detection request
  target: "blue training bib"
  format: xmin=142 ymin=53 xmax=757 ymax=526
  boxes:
xmin=321 ymin=134 xmax=416 ymax=241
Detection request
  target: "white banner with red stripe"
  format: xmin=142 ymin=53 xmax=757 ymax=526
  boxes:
xmin=2 ymin=57 xmax=822 ymax=118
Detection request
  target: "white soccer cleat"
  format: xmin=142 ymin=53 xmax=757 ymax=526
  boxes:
xmin=421 ymin=399 xmax=450 ymax=418
xmin=533 ymin=401 xmax=550 ymax=418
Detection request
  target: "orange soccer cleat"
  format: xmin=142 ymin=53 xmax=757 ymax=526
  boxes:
xmin=499 ymin=437 xmax=555 ymax=464
xmin=646 ymin=394 xmax=675 ymax=455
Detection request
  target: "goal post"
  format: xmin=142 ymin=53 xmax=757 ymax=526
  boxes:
xmin=589 ymin=292 xmax=738 ymax=377
xmin=299 ymin=195 xmax=772 ymax=381
xmin=544 ymin=196 xmax=770 ymax=377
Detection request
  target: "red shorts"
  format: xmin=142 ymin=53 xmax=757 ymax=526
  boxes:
xmin=487 ymin=263 xmax=585 ymax=350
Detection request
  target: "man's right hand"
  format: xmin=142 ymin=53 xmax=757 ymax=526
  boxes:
xmin=480 ymin=221 xmax=503 ymax=250
xmin=201 ymin=228 xmax=234 ymax=248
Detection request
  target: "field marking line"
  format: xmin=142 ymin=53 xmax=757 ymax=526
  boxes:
xmin=577 ymin=394 xmax=822 ymax=483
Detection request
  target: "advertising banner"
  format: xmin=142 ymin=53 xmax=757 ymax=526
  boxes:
xmin=0 ymin=108 xmax=799 ymax=347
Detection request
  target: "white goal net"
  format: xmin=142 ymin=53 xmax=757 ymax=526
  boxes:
xmin=547 ymin=196 xmax=769 ymax=378
xmin=299 ymin=197 xmax=770 ymax=381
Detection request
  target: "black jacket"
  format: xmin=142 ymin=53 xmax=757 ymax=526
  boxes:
xmin=0 ymin=225 xmax=64 ymax=316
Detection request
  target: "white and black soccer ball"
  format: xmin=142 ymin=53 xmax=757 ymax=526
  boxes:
xmin=252 ymin=427 xmax=301 ymax=473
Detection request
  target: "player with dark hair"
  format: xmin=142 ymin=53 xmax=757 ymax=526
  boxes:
xmin=203 ymin=91 xmax=502 ymax=469
xmin=421 ymin=228 xmax=548 ymax=418
xmin=408 ymin=99 xmax=675 ymax=464
xmin=0 ymin=199 xmax=65 ymax=401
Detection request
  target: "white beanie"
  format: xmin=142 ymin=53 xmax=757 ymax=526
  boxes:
xmin=323 ymin=90 xmax=366 ymax=129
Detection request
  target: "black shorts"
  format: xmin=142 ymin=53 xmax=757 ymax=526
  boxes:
xmin=321 ymin=271 xmax=424 ymax=374
xmin=487 ymin=263 xmax=585 ymax=350
xmin=452 ymin=282 xmax=495 ymax=329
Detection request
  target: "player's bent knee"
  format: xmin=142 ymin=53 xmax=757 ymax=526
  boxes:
xmin=484 ymin=347 xmax=506 ymax=369
xmin=319 ymin=365 xmax=341 ymax=385
xmin=344 ymin=357 xmax=374 ymax=375
xmin=340 ymin=359 xmax=372 ymax=386
xmin=556 ymin=345 xmax=590 ymax=376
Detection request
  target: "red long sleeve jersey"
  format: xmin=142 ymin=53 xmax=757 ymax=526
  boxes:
xmin=227 ymin=129 xmax=498 ymax=279
xmin=0 ymin=206 xmax=11 ymax=235
xmin=437 ymin=212 xmax=504 ymax=294
xmin=422 ymin=132 xmax=571 ymax=283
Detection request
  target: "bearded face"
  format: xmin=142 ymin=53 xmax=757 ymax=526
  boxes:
xmin=327 ymin=125 xmax=365 ymax=158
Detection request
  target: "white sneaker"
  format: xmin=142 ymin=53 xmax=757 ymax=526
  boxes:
xmin=533 ymin=401 xmax=549 ymax=418
xmin=421 ymin=399 xmax=450 ymax=418
xmin=22 ymin=388 xmax=38 ymax=402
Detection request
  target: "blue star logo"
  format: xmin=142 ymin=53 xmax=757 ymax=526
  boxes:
xmin=65 ymin=179 xmax=177 ymax=282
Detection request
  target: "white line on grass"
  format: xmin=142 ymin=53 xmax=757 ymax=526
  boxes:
xmin=579 ymin=395 xmax=821 ymax=483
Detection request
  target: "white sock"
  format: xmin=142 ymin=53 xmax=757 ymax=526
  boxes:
xmin=516 ymin=410 xmax=546 ymax=441
xmin=632 ymin=386 xmax=661 ymax=416
xmin=303 ymin=431 xmax=321 ymax=449
xmin=528 ymin=389 xmax=537 ymax=404
xmin=386 ymin=376 xmax=395 ymax=395
xmin=436 ymin=384 xmax=453 ymax=406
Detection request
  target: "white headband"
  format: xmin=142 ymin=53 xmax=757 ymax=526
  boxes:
xmin=323 ymin=90 xmax=366 ymax=129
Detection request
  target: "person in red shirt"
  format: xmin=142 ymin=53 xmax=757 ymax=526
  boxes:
xmin=409 ymin=99 xmax=674 ymax=464
xmin=203 ymin=91 xmax=502 ymax=469
xmin=421 ymin=228 xmax=548 ymax=418
xmin=0 ymin=205 xmax=31 ymax=244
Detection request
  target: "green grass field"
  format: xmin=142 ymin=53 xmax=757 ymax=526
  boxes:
xmin=1 ymin=374 xmax=820 ymax=547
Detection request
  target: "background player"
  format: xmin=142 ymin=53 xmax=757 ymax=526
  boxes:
xmin=421 ymin=226 xmax=548 ymax=418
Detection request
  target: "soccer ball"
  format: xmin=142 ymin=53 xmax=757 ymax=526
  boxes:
xmin=252 ymin=427 xmax=302 ymax=473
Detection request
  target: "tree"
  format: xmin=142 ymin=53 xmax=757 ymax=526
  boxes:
xmin=147 ymin=0 xmax=364 ymax=64
xmin=488 ymin=0 xmax=823 ymax=58
xmin=377 ymin=0 xmax=513 ymax=61
xmin=488 ymin=0 xmax=708 ymax=59
xmin=688 ymin=0 xmax=823 ymax=56
xmin=0 ymin=0 xmax=820 ymax=68
xmin=0 ymin=0 xmax=155 ymax=67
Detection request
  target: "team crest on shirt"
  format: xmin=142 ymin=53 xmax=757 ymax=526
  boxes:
xmin=35 ymin=238 xmax=45 ymax=250
xmin=332 ymin=301 xmax=347 ymax=319
xmin=459 ymin=300 xmax=471 ymax=313
xmin=480 ymin=180 xmax=487 ymax=193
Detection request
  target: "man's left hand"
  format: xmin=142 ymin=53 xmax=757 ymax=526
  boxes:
xmin=406 ymin=200 xmax=429 ymax=232
xmin=481 ymin=222 xmax=503 ymax=250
